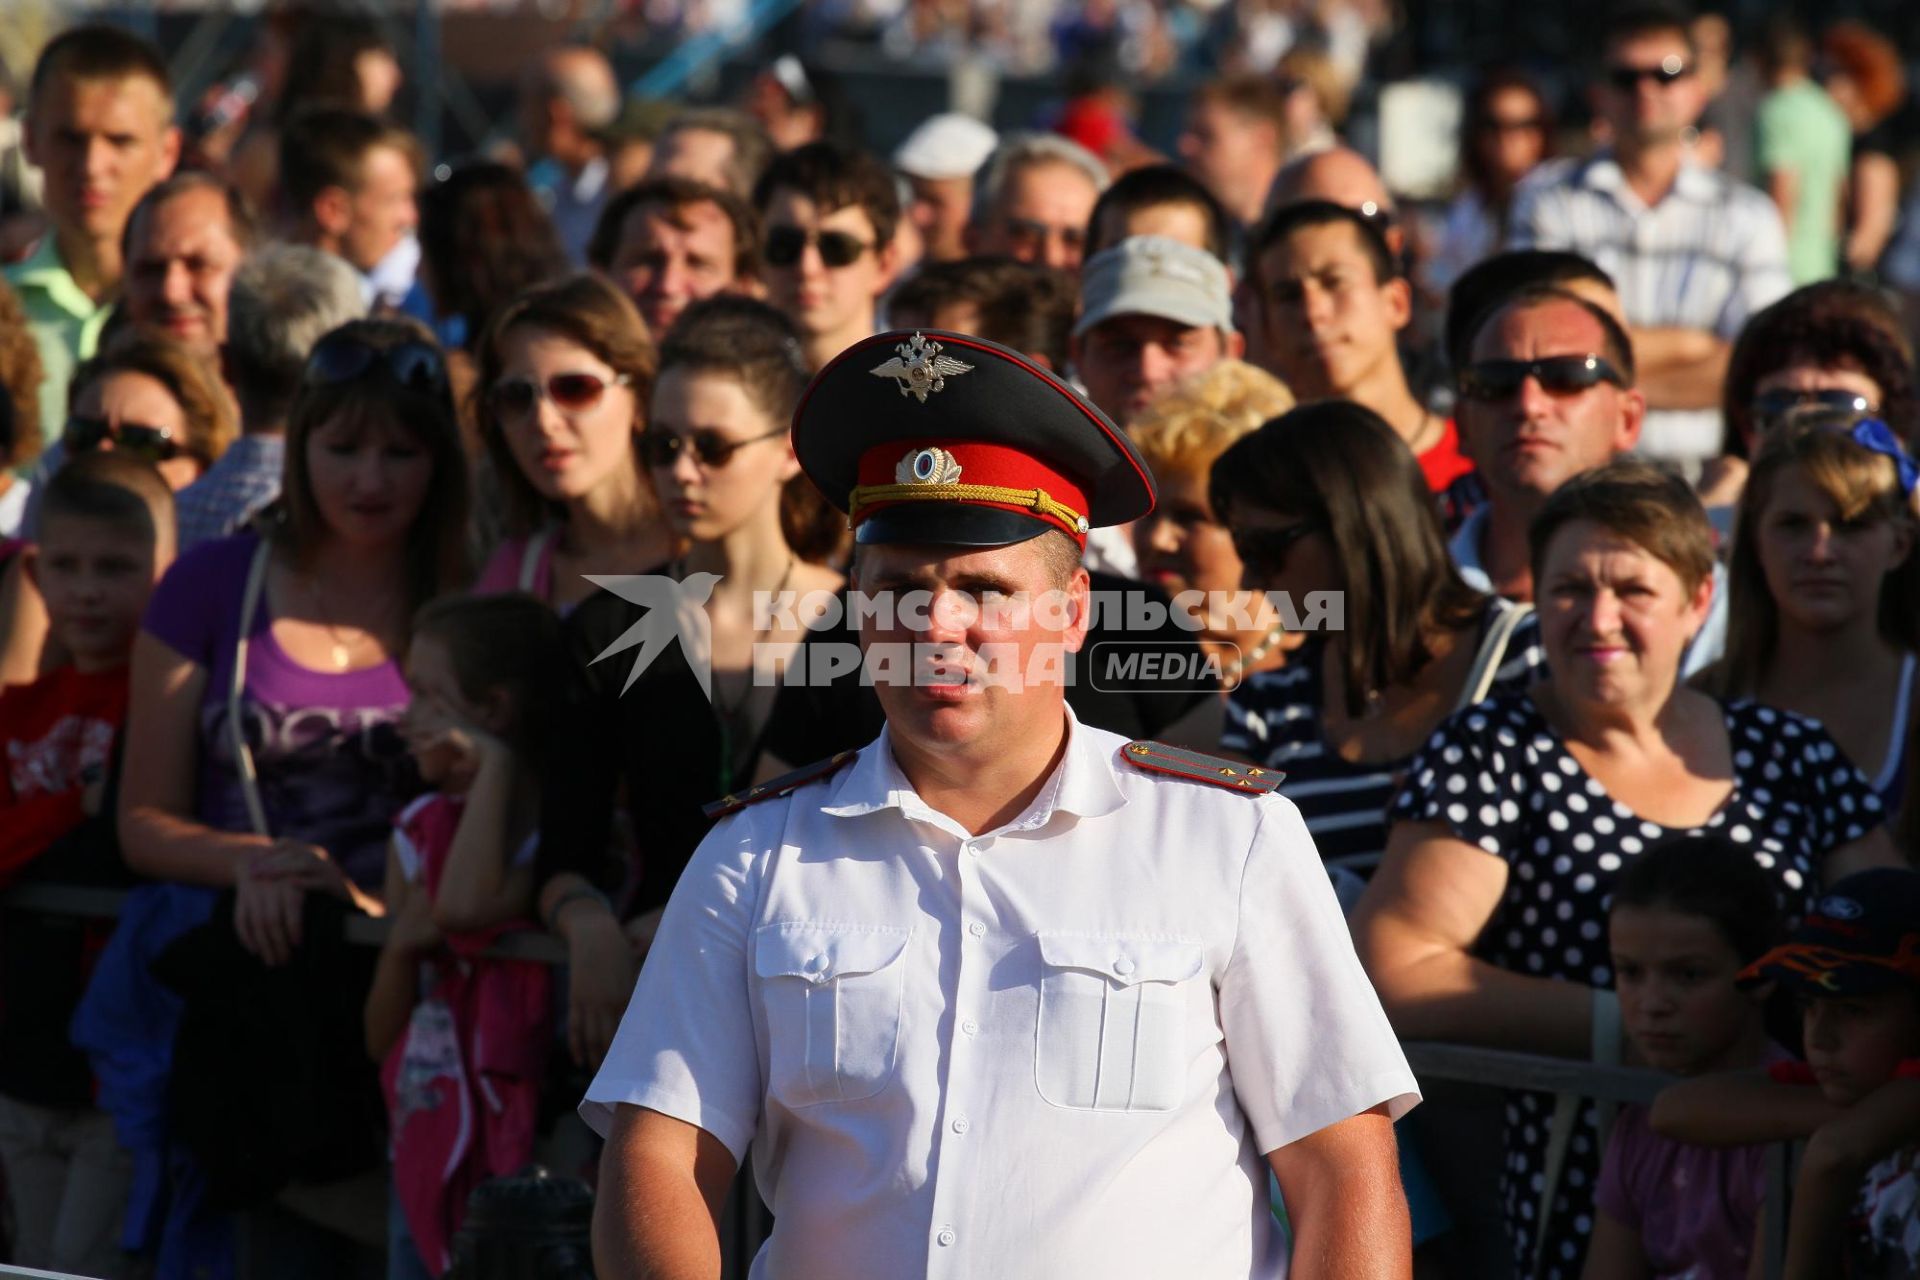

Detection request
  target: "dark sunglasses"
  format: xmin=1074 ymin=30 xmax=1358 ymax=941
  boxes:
xmin=1606 ymin=61 xmax=1692 ymax=91
xmin=1231 ymin=521 xmax=1323 ymax=576
xmin=1458 ymin=354 xmax=1628 ymax=401
xmin=488 ymin=371 xmax=631 ymax=418
xmin=305 ymin=334 xmax=449 ymax=397
xmin=1752 ymin=387 xmax=1875 ymax=427
xmin=764 ymin=226 xmax=874 ymax=269
xmin=63 ymin=414 xmax=179 ymax=463
xmin=639 ymin=425 xmax=787 ymax=470
xmin=1477 ymin=116 xmax=1546 ymax=134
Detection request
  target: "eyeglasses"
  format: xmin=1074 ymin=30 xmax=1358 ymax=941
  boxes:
xmin=63 ymin=414 xmax=179 ymax=463
xmin=764 ymin=226 xmax=875 ymax=269
xmin=1752 ymin=387 xmax=1876 ymax=428
xmin=1231 ymin=521 xmax=1323 ymax=576
xmin=638 ymin=425 xmax=787 ymax=470
xmin=1606 ymin=59 xmax=1692 ymax=91
xmin=1005 ymin=219 xmax=1086 ymax=251
xmin=1458 ymin=354 xmax=1628 ymax=400
xmin=1477 ymin=116 xmax=1546 ymax=134
xmin=488 ymin=371 xmax=632 ymax=418
xmin=305 ymin=334 xmax=449 ymax=397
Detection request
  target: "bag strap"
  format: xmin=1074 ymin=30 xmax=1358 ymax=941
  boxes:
xmin=1457 ymin=599 xmax=1533 ymax=713
xmin=518 ymin=527 xmax=554 ymax=595
xmin=1532 ymin=1091 xmax=1581 ymax=1272
xmin=228 ymin=540 xmax=273 ymax=838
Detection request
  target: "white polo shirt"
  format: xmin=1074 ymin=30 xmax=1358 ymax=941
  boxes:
xmin=583 ymin=709 xmax=1418 ymax=1280
xmin=1508 ymin=153 xmax=1791 ymax=467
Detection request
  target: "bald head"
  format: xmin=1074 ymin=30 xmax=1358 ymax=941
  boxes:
xmin=1263 ymin=146 xmax=1393 ymax=221
xmin=540 ymin=47 xmax=620 ymax=129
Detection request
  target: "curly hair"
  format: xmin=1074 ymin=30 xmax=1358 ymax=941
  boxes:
xmin=70 ymin=333 xmax=237 ymax=470
xmin=1723 ymin=282 xmax=1917 ymax=457
xmin=0 ymin=277 xmax=44 ymax=466
xmin=1129 ymin=360 xmax=1294 ymax=493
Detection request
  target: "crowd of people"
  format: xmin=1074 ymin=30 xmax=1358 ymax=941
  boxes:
xmin=0 ymin=1 xmax=1918 ymax=1278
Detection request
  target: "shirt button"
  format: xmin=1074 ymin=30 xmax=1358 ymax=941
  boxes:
xmin=961 ymin=1018 xmax=979 ymax=1036
xmin=952 ymin=1116 xmax=970 ymax=1134
xmin=805 ymin=953 xmax=828 ymax=976
xmin=1114 ymin=956 xmax=1136 ymax=976
xmin=936 ymin=1227 xmax=956 ymax=1247
xmin=967 ymin=921 xmax=986 ymax=938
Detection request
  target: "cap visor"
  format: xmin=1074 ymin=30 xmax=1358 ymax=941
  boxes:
xmin=1739 ymin=945 xmax=1917 ymax=996
xmin=1073 ymin=299 xmax=1231 ymax=340
xmin=855 ymin=504 xmax=1056 ymax=548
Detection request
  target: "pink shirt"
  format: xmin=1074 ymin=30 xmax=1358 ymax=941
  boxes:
xmin=475 ymin=531 xmax=556 ymax=601
xmin=1595 ymin=1101 xmax=1770 ymax=1280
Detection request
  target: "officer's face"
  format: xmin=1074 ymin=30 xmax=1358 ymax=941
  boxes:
xmin=853 ymin=537 xmax=1090 ymax=753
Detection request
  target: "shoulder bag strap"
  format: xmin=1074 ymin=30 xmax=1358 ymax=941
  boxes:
xmin=518 ymin=527 xmax=554 ymax=595
xmin=1456 ymin=599 xmax=1534 ymax=714
xmin=228 ymin=540 xmax=274 ymax=838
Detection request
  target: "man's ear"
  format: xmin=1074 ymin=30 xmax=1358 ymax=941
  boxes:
xmin=312 ymin=186 xmax=353 ymax=239
xmin=873 ymin=236 xmax=902 ymax=296
xmin=1383 ymin=276 xmax=1413 ymax=333
xmin=1225 ymin=328 xmax=1246 ymax=361
xmin=1616 ymin=388 xmax=1647 ymax=454
xmin=157 ymin=125 xmax=182 ymax=180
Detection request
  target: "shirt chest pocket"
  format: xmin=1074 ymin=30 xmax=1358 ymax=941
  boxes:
xmin=1034 ymin=932 xmax=1206 ymax=1113
xmin=755 ymin=923 xmax=912 ymax=1109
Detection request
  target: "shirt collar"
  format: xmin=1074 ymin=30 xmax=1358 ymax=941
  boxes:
xmin=822 ymin=703 xmax=1127 ymax=832
xmin=1581 ymin=150 xmax=1718 ymax=208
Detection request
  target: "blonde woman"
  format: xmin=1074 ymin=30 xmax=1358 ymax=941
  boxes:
xmin=1129 ymin=358 xmax=1297 ymax=693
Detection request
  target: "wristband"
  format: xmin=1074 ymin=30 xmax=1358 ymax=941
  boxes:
xmin=544 ymin=885 xmax=611 ymax=934
xmin=1590 ymin=988 xmax=1622 ymax=1066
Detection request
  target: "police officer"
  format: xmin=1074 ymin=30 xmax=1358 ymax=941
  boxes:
xmin=583 ymin=330 xmax=1419 ymax=1279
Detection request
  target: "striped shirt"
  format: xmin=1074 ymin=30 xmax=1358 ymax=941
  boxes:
xmin=1222 ymin=605 xmax=1545 ymax=878
xmin=1508 ymin=154 xmax=1791 ymax=466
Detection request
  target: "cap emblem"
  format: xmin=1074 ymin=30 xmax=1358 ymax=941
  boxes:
xmin=1818 ymin=895 xmax=1865 ymax=921
xmin=870 ymin=332 xmax=974 ymax=404
xmin=897 ymin=446 xmax=963 ymax=486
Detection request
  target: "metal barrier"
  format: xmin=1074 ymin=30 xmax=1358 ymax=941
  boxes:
xmin=0 ymin=884 xmax=1796 ymax=1280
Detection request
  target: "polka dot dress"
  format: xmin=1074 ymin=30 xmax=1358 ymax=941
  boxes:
xmin=1391 ymin=692 xmax=1885 ymax=1279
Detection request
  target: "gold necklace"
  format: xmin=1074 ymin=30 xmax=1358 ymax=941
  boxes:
xmin=306 ymin=572 xmax=397 ymax=671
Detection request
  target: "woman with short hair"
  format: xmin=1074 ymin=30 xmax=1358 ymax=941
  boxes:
xmin=1353 ymin=458 xmax=1902 ymax=1280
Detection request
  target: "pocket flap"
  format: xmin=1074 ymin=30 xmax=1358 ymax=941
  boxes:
xmin=755 ymin=922 xmax=912 ymax=984
xmin=1036 ymin=933 xmax=1205 ymax=986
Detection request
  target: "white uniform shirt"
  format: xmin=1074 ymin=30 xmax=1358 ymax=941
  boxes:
xmin=1507 ymin=153 xmax=1791 ymax=468
xmin=583 ymin=709 xmax=1419 ymax=1280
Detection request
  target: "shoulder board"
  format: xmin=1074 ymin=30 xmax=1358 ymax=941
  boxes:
xmin=703 ymin=750 xmax=859 ymax=820
xmin=1119 ymin=741 xmax=1282 ymax=796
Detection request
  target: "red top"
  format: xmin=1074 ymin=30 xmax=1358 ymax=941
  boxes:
xmin=0 ymin=664 xmax=128 ymax=885
xmin=1418 ymin=418 xmax=1476 ymax=494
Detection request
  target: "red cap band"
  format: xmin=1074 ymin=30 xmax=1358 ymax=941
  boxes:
xmin=850 ymin=439 xmax=1092 ymax=543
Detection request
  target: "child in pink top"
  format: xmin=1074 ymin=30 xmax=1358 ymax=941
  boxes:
xmin=364 ymin=593 xmax=567 ymax=1278
xmin=1585 ymin=835 xmax=1788 ymax=1280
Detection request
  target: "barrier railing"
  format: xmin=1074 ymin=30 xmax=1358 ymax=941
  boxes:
xmin=1 ymin=884 xmax=1796 ymax=1280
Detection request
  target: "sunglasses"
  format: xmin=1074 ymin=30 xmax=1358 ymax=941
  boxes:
xmin=1752 ymin=387 xmax=1876 ymax=427
xmin=488 ymin=371 xmax=631 ymax=418
xmin=764 ymin=226 xmax=874 ymax=269
xmin=1478 ymin=116 xmax=1546 ymax=133
xmin=1231 ymin=521 xmax=1323 ymax=576
xmin=1606 ymin=60 xmax=1692 ymax=91
xmin=305 ymin=334 xmax=449 ymax=397
xmin=638 ymin=425 xmax=787 ymax=470
xmin=63 ymin=414 xmax=179 ymax=463
xmin=1458 ymin=354 xmax=1628 ymax=401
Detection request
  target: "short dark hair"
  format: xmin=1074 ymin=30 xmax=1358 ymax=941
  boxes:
xmin=1190 ymin=75 xmax=1289 ymax=135
xmin=1469 ymin=284 xmax=1637 ymax=386
xmin=1611 ymin=833 xmax=1787 ymax=967
xmin=124 ymin=171 xmax=261 ymax=261
xmin=657 ymin=294 xmax=808 ymax=425
xmin=588 ymin=176 xmax=762 ymax=283
xmin=753 ymin=141 xmax=900 ymax=247
xmin=1601 ymin=1 xmax=1697 ymax=58
xmin=887 ymin=256 xmax=1078 ymax=372
xmin=1446 ymin=250 xmax=1617 ymax=373
xmin=1210 ymin=401 xmax=1486 ymax=718
xmin=280 ymin=106 xmax=418 ymax=212
xmin=40 ymin=449 xmax=175 ymax=551
xmin=412 ymin=592 xmax=567 ymax=762
xmin=1528 ymin=458 xmax=1715 ymax=596
xmin=1723 ymin=280 xmax=1917 ymax=457
xmin=28 ymin=23 xmax=170 ymax=110
xmin=1249 ymin=199 xmax=1396 ymax=285
xmin=1085 ymin=164 xmax=1233 ymax=262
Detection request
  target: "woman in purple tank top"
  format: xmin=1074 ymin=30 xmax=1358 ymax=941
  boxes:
xmin=120 ymin=317 xmax=471 ymax=962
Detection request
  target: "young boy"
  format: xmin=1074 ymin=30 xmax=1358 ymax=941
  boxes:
xmin=0 ymin=450 xmax=175 ymax=1279
xmin=1652 ymin=867 xmax=1920 ymax=1280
